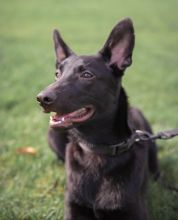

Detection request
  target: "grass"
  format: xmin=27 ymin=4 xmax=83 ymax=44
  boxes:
xmin=0 ymin=0 xmax=178 ymax=219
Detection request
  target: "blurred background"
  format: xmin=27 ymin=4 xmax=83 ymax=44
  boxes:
xmin=0 ymin=0 xmax=178 ymax=219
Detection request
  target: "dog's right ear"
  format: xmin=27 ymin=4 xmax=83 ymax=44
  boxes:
xmin=53 ymin=29 xmax=74 ymax=63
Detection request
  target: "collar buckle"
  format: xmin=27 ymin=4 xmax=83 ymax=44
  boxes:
xmin=111 ymin=140 xmax=130 ymax=155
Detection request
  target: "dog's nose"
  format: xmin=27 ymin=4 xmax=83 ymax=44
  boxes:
xmin=37 ymin=92 xmax=55 ymax=105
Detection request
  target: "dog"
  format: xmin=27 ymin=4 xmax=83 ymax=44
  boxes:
xmin=37 ymin=18 xmax=159 ymax=220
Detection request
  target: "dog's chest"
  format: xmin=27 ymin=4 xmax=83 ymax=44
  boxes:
xmin=65 ymin=142 xmax=128 ymax=210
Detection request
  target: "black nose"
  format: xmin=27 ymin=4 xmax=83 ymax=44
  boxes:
xmin=37 ymin=92 xmax=55 ymax=105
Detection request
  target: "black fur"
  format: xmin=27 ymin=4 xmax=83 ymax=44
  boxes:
xmin=37 ymin=18 xmax=159 ymax=220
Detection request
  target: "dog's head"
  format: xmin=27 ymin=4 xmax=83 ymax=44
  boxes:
xmin=37 ymin=18 xmax=135 ymax=129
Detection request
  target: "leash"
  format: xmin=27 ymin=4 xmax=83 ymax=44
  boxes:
xmin=110 ymin=127 xmax=178 ymax=156
xmin=134 ymin=128 xmax=178 ymax=142
xmin=107 ymin=127 xmax=178 ymax=155
xmin=78 ymin=127 xmax=178 ymax=156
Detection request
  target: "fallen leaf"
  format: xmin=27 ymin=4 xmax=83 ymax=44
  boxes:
xmin=16 ymin=147 xmax=37 ymax=155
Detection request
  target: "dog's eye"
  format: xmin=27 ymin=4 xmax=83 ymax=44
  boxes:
xmin=80 ymin=71 xmax=94 ymax=79
xmin=55 ymin=69 xmax=62 ymax=78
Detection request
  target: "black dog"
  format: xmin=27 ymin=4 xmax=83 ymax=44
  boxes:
xmin=37 ymin=18 xmax=159 ymax=220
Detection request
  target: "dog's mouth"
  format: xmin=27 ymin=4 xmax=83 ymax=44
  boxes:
xmin=49 ymin=105 xmax=95 ymax=128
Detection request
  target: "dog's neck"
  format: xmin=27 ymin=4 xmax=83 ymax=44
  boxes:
xmin=70 ymin=88 xmax=132 ymax=147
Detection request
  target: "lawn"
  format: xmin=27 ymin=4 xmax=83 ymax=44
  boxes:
xmin=0 ymin=0 xmax=178 ymax=219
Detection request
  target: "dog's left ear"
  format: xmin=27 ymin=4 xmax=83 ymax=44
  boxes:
xmin=100 ymin=18 xmax=135 ymax=72
xmin=53 ymin=29 xmax=74 ymax=63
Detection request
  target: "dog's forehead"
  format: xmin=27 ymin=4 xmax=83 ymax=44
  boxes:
xmin=66 ymin=55 xmax=105 ymax=68
xmin=80 ymin=55 xmax=105 ymax=67
xmin=64 ymin=55 xmax=111 ymax=77
xmin=69 ymin=56 xmax=84 ymax=66
xmin=79 ymin=55 xmax=110 ymax=74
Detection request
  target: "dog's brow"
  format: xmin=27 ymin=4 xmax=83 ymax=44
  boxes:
xmin=84 ymin=60 xmax=96 ymax=67
xmin=74 ymin=65 xmax=85 ymax=72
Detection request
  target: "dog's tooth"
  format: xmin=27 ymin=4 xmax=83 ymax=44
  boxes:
xmin=76 ymin=110 xmax=81 ymax=115
xmin=81 ymin=108 xmax=86 ymax=112
xmin=62 ymin=117 xmax=65 ymax=122
xmin=78 ymin=108 xmax=86 ymax=114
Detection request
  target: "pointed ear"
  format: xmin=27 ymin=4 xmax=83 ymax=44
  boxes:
xmin=100 ymin=18 xmax=135 ymax=72
xmin=53 ymin=29 xmax=74 ymax=64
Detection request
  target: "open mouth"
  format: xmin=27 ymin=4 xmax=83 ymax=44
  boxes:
xmin=49 ymin=106 xmax=95 ymax=128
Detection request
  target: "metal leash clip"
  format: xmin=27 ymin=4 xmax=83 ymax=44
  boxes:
xmin=135 ymin=130 xmax=154 ymax=142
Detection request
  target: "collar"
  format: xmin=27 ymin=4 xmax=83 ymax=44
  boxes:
xmin=78 ymin=131 xmax=139 ymax=156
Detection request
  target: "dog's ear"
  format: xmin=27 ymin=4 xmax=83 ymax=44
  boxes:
xmin=100 ymin=18 xmax=135 ymax=72
xmin=53 ymin=29 xmax=74 ymax=63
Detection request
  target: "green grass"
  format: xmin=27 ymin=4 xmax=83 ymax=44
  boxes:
xmin=1 ymin=0 xmax=178 ymax=219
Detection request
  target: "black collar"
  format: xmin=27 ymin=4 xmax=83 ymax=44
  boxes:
xmin=78 ymin=131 xmax=139 ymax=156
